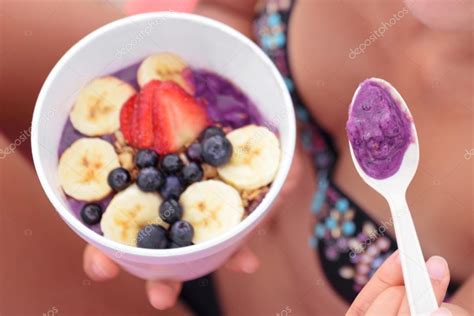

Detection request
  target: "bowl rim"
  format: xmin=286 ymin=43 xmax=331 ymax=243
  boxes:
xmin=31 ymin=12 xmax=296 ymax=259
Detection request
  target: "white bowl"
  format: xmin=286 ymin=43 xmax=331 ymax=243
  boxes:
xmin=32 ymin=12 xmax=295 ymax=281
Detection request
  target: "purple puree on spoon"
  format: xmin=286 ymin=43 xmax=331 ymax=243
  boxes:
xmin=346 ymin=79 xmax=412 ymax=179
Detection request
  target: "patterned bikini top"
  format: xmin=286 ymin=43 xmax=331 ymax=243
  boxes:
xmin=253 ymin=0 xmax=457 ymax=303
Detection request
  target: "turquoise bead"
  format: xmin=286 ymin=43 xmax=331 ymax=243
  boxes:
xmin=336 ymin=198 xmax=349 ymax=213
xmin=308 ymin=236 xmax=319 ymax=249
xmin=296 ymin=106 xmax=309 ymax=121
xmin=311 ymin=191 xmax=325 ymax=213
xmin=315 ymin=223 xmax=326 ymax=238
xmin=325 ymin=217 xmax=337 ymax=229
xmin=301 ymin=131 xmax=312 ymax=148
xmin=267 ymin=13 xmax=281 ymax=27
xmin=261 ymin=35 xmax=272 ymax=49
xmin=342 ymin=221 xmax=356 ymax=236
xmin=318 ymin=177 xmax=329 ymax=190
xmin=274 ymin=32 xmax=286 ymax=46
xmin=284 ymin=77 xmax=294 ymax=91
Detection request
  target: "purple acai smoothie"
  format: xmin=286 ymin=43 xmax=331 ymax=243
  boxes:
xmin=346 ymin=79 xmax=412 ymax=179
xmin=58 ymin=62 xmax=267 ymax=234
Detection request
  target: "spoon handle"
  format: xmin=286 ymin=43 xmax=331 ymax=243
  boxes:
xmin=388 ymin=197 xmax=438 ymax=316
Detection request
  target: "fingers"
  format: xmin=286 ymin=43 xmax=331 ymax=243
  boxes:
xmin=225 ymin=246 xmax=260 ymax=274
xmin=83 ymin=245 xmax=120 ymax=281
xmin=432 ymin=303 xmax=471 ymax=316
xmin=426 ymin=256 xmax=450 ymax=304
xmin=365 ymin=286 xmax=406 ymax=316
xmin=82 ymin=244 xmax=256 ymax=311
xmin=349 ymin=254 xmax=451 ymax=316
xmin=146 ymin=280 xmax=182 ymax=310
xmin=83 ymin=246 xmax=182 ymax=310
xmin=144 ymin=244 xmax=258 ymax=311
xmin=398 ymin=256 xmax=451 ymax=315
xmin=268 ymin=149 xmax=304 ymax=213
xmin=347 ymin=250 xmax=403 ymax=316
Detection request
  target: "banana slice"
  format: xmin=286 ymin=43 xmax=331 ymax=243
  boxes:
xmin=58 ymin=138 xmax=120 ymax=201
xmin=137 ymin=52 xmax=193 ymax=93
xmin=101 ymin=184 xmax=168 ymax=246
xmin=217 ymin=125 xmax=281 ymax=190
xmin=180 ymin=180 xmax=244 ymax=244
xmin=70 ymin=76 xmax=136 ymax=136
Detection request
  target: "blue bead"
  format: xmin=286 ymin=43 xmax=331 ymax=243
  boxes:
xmin=314 ymin=223 xmax=326 ymax=238
xmin=325 ymin=217 xmax=337 ymax=229
xmin=372 ymin=257 xmax=384 ymax=269
xmin=308 ymin=236 xmax=318 ymax=249
xmin=296 ymin=106 xmax=309 ymax=121
xmin=342 ymin=221 xmax=356 ymax=236
xmin=274 ymin=32 xmax=286 ymax=46
xmin=311 ymin=191 xmax=326 ymax=213
xmin=261 ymin=35 xmax=272 ymax=49
xmin=318 ymin=177 xmax=329 ymax=190
xmin=267 ymin=13 xmax=281 ymax=27
xmin=284 ymin=77 xmax=294 ymax=91
xmin=316 ymin=152 xmax=332 ymax=169
xmin=336 ymin=198 xmax=349 ymax=213
xmin=301 ymin=131 xmax=312 ymax=148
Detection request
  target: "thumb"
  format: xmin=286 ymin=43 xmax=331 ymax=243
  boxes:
xmin=426 ymin=255 xmax=451 ymax=304
xmin=431 ymin=303 xmax=471 ymax=316
xmin=398 ymin=255 xmax=450 ymax=315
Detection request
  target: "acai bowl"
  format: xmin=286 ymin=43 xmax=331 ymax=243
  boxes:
xmin=32 ymin=13 xmax=295 ymax=281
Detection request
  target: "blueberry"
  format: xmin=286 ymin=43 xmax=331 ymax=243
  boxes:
xmin=135 ymin=149 xmax=159 ymax=169
xmin=136 ymin=224 xmax=168 ymax=249
xmin=137 ymin=167 xmax=164 ymax=192
xmin=159 ymin=199 xmax=183 ymax=224
xmin=159 ymin=176 xmax=184 ymax=200
xmin=180 ymin=162 xmax=203 ymax=185
xmin=160 ymin=154 xmax=184 ymax=175
xmin=201 ymin=135 xmax=233 ymax=166
xmin=186 ymin=142 xmax=202 ymax=162
xmin=107 ymin=167 xmax=132 ymax=191
xmin=168 ymin=240 xmax=194 ymax=249
xmin=80 ymin=203 xmax=102 ymax=225
xmin=169 ymin=220 xmax=194 ymax=246
xmin=168 ymin=241 xmax=184 ymax=249
xmin=200 ymin=126 xmax=225 ymax=141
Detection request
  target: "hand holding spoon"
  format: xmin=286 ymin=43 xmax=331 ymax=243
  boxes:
xmin=346 ymin=78 xmax=438 ymax=315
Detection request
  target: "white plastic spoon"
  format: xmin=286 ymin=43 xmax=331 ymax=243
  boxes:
xmin=347 ymin=78 xmax=438 ymax=316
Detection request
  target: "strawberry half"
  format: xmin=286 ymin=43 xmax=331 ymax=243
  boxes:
xmin=119 ymin=94 xmax=137 ymax=146
xmin=153 ymin=81 xmax=209 ymax=154
xmin=135 ymin=80 xmax=161 ymax=148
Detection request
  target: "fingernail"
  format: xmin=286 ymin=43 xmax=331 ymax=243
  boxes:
xmin=148 ymin=284 xmax=173 ymax=310
xmin=392 ymin=250 xmax=400 ymax=264
xmin=242 ymin=263 xmax=257 ymax=274
xmin=241 ymin=258 xmax=259 ymax=274
xmin=91 ymin=261 xmax=109 ymax=278
xmin=427 ymin=256 xmax=446 ymax=281
xmin=431 ymin=307 xmax=452 ymax=316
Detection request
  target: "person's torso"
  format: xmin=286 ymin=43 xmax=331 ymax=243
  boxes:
xmin=217 ymin=1 xmax=472 ymax=314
